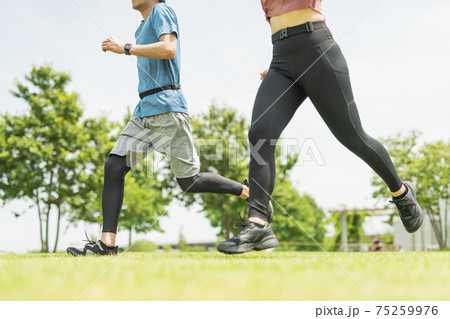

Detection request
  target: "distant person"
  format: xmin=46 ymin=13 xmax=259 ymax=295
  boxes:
xmin=218 ymin=0 xmax=423 ymax=254
xmin=66 ymin=0 xmax=258 ymax=256
xmin=372 ymin=236 xmax=383 ymax=252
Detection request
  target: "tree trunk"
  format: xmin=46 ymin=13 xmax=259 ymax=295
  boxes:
xmin=42 ymin=171 xmax=54 ymax=253
xmin=427 ymin=210 xmax=445 ymax=249
xmin=35 ymin=191 xmax=45 ymax=252
xmin=53 ymin=204 xmax=62 ymax=253
xmin=444 ymin=199 xmax=448 ymax=249
xmin=129 ymin=228 xmax=132 ymax=247
xmin=340 ymin=212 xmax=348 ymax=252
xmin=221 ymin=209 xmax=230 ymax=240
xmin=44 ymin=206 xmax=50 ymax=253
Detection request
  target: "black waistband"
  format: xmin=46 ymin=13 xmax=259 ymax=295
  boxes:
xmin=139 ymin=84 xmax=181 ymax=99
xmin=272 ymin=21 xmax=327 ymax=44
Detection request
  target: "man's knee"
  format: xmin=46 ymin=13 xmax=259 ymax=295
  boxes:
xmin=177 ymin=174 xmax=199 ymax=193
xmin=104 ymin=155 xmax=130 ymax=180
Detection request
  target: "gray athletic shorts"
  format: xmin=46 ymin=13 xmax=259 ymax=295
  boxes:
xmin=110 ymin=112 xmax=200 ymax=178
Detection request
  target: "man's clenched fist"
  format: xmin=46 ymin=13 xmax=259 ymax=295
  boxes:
xmin=102 ymin=37 xmax=125 ymax=54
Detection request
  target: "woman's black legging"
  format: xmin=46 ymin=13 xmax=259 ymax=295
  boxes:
xmin=102 ymin=154 xmax=243 ymax=233
xmin=248 ymin=25 xmax=403 ymax=221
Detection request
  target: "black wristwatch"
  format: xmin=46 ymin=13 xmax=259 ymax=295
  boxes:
xmin=124 ymin=43 xmax=132 ymax=55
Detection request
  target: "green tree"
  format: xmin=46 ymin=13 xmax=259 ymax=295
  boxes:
xmin=68 ymin=110 xmax=172 ymax=246
xmin=65 ymin=116 xmax=116 ymax=225
xmin=188 ymin=106 xmax=249 ymax=239
xmin=0 ymin=65 xmax=114 ymax=252
xmin=371 ymin=131 xmax=449 ymax=249
xmin=118 ymin=110 xmax=172 ymax=246
xmin=185 ymin=105 xmax=326 ymax=243
xmin=120 ymin=169 xmax=169 ymax=247
xmin=271 ymin=179 xmax=326 ymax=250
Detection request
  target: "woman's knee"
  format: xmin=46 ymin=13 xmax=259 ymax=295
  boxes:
xmin=336 ymin=131 xmax=371 ymax=156
xmin=248 ymin=123 xmax=269 ymax=145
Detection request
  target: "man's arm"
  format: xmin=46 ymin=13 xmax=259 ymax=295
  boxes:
xmin=102 ymin=33 xmax=177 ymax=60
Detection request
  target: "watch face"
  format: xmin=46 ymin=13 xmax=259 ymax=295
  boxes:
xmin=124 ymin=43 xmax=131 ymax=55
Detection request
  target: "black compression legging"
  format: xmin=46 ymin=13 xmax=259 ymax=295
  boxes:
xmin=102 ymin=154 xmax=243 ymax=233
xmin=248 ymin=24 xmax=403 ymax=221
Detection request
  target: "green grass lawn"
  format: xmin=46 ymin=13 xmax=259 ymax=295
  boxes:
xmin=1 ymin=251 xmax=449 ymax=300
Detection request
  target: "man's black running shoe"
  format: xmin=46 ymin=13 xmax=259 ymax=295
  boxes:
xmin=243 ymin=179 xmax=274 ymax=223
xmin=217 ymin=217 xmax=279 ymax=254
xmin=390 ymin=181 xmax=424 ymax=233
xmin=67 ymin=234 xmax=118 ymax=256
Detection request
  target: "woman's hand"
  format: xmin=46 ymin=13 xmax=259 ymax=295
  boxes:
xmin=260 ymin=69 xmax=269 ymax=80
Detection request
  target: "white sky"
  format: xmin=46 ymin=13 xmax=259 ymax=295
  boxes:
xmin=1 ymin=0 xmax=449 ymax=253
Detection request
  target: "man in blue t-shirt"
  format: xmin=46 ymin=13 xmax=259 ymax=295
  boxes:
xmin=66 ymin=0 xmax=267 ymax=256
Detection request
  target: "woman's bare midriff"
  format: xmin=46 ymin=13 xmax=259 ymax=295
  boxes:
xmin=270 ymin=8 xmax=325 ymax=34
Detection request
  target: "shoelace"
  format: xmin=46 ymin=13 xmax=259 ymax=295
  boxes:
xmin=234 ymin=212 xmax=251 ymax=231
xmin=82 ymin=230 xmax=96 ymax=245
xmin=390 ymin=197 xmax=414 ymax=217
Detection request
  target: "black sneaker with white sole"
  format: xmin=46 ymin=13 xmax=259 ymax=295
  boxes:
xmin=67 ymin=238 xmax=118 ymax=256
xmin=243 ymin=179 xmax=274 ymax=224
xmin=217 ymin=219 xmax=279 ymax=254
xmin=390 ymin=181 xmax=424 ymax=233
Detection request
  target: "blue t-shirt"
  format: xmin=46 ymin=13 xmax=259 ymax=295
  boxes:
xmin=133 ymin=3 xmax=188 ymax=118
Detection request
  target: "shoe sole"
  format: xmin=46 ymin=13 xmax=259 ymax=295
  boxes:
xmin=217 ymin=235 xmax=279 ymax=255
xmin=67 ymin=247 xmax=82 ymax=257
xmin=402 ymin=181 xmax=424 ymax=233
xmin=66 ymin=248 xmax=118 ymax=256
xmin=406 ymin=212 xmax=424 ymax=233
